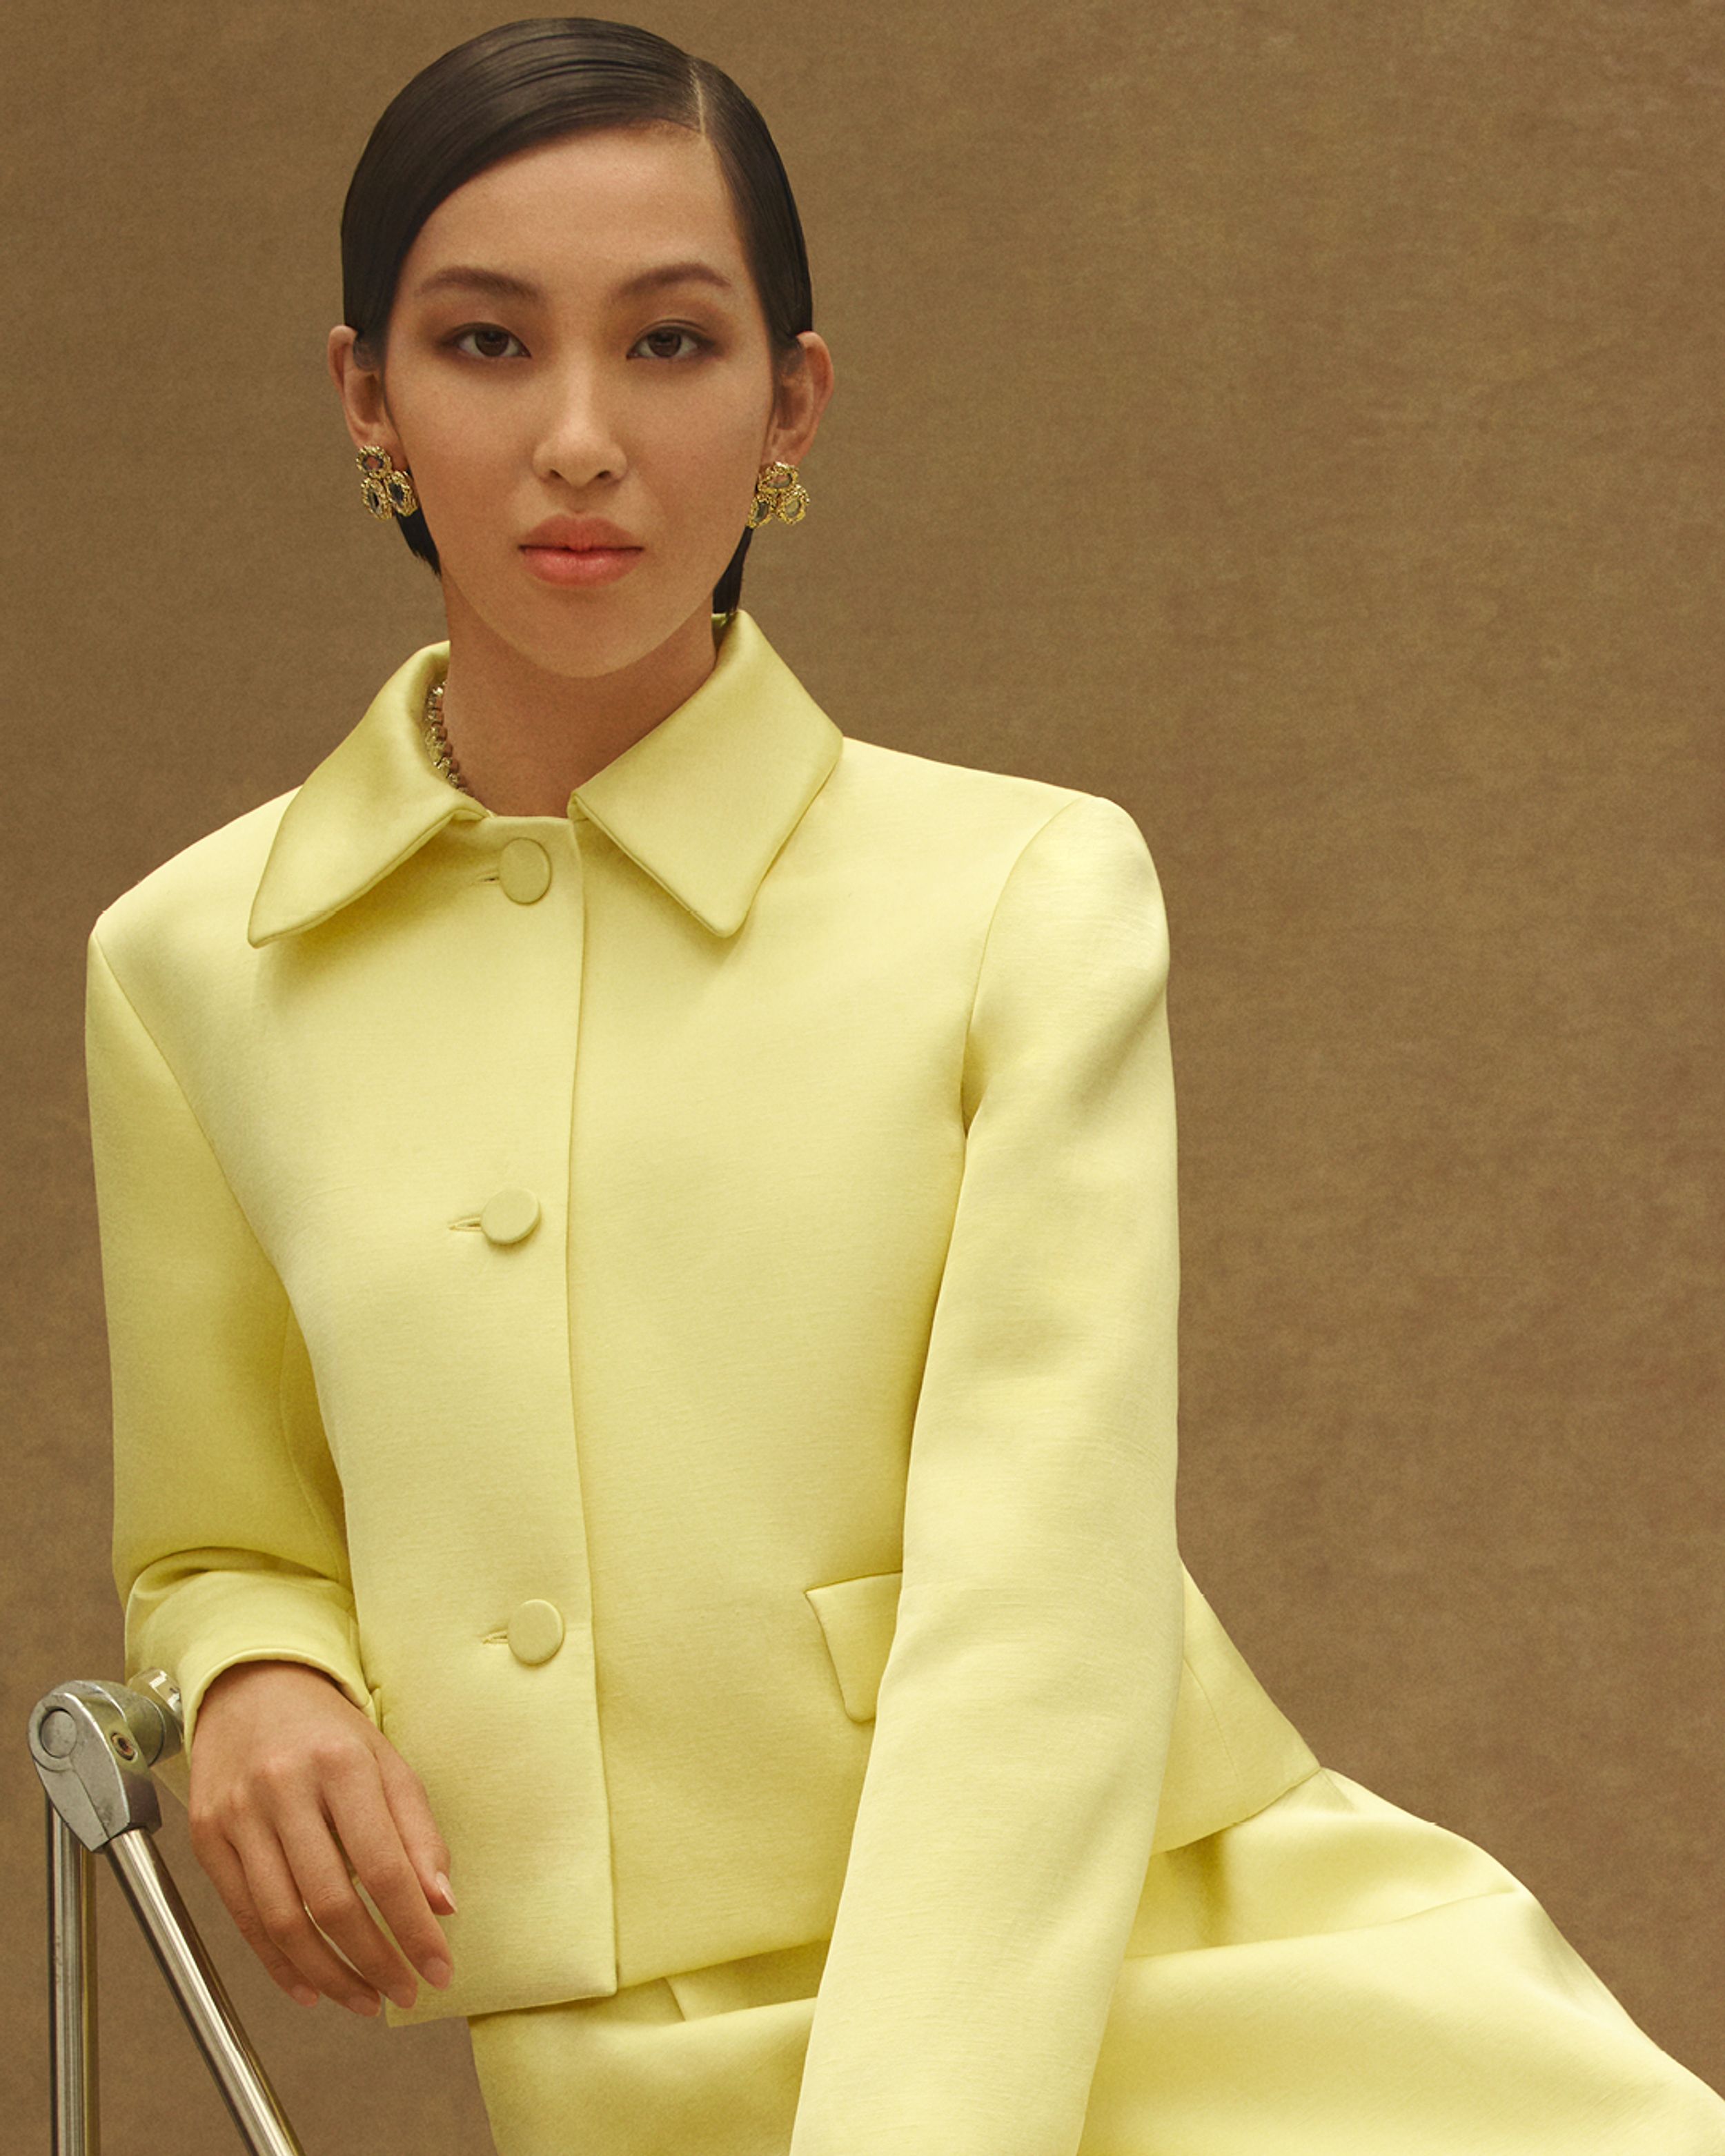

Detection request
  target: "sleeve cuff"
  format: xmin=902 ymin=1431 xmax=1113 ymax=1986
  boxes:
xmin=124 ymin=1565 xmax=376 ymax=1806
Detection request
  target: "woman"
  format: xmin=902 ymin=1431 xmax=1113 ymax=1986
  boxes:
xmin=86 ymin=17 xmax=1725 ymax=2156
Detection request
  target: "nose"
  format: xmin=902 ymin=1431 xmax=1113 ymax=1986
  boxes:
xmin=532 ymin=360 xmax=627 ymax=489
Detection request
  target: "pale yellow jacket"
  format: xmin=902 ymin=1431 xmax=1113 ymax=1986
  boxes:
xmin=88 ymin=607 xmax=1318 ymax=2156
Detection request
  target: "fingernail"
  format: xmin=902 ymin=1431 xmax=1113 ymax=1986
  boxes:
xmin=290 ymin=1984 xmax=319 ymax=2008
xmin=353 ymin=1994 xmax=382 ymax=2017
xmin=434 ymin=1870 xmax=457 ymax=1913
xmin=426 ymin=1956 xmax=453 ymax=1990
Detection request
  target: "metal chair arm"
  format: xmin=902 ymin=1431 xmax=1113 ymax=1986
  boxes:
xmin=28 ymin=1670 xmax=307 ymax=2156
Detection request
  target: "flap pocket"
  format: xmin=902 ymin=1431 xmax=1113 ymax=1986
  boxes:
xmin=800 ymin=1564 xmax=1321 ymax=1851
xmin=805 ymin=1569 xmax=902 ymax=1722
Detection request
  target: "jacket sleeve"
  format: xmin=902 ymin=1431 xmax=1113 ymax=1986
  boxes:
xmin=86 ymin=925 xmax=375 ymax=1807
xmin=788 ymin=792 xmax=1185 ymax=2156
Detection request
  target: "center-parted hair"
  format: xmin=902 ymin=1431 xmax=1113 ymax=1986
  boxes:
xmin=339 ymin=16 xmax=814 ymax=616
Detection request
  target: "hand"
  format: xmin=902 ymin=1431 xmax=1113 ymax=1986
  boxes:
xmin=187 ymin=1659 xmax=456 ymax=2017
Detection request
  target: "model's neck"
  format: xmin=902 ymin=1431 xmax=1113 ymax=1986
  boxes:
xmin=435 ymin=592 xmax=724 ymax=817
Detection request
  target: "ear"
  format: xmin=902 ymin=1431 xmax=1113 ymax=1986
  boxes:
xmin=762 ymin=331 xmax=835 ymax=472
xmin=327 ymin=324 xmax=405 ymax=464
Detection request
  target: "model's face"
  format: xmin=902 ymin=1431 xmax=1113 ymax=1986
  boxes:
xmin=331 ymin=122 xmax=829 ymax=677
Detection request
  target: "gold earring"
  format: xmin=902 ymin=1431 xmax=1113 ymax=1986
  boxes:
xmin=356 ymin=444 xmax=420 ymax=521
xmin=747 ymin=459 xmax=809 ymax=529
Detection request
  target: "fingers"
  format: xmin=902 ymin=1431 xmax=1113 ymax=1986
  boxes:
xmin=195 ymin=1814 xmax=384 ymax=2017
xmin=373 ymin=1739 xmax=460 ymax=1925
xmin=276 ymin=1770 xmax=424 ymax=2011
xmin=317 ymin=1748 xmax=453 ymax=1999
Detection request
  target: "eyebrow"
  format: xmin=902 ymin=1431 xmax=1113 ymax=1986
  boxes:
xmin=409 ymin=259 xmax=738 ymax=304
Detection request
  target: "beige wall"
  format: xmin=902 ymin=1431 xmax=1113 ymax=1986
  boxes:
xmin=4 ymin=1 xmax=1720 ymax=2144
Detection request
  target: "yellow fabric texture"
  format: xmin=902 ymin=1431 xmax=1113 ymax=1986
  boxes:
xmin=86 ymin=608 xmax=1724 ymax=2155
xmin=468 ymin=1765 xmax=1725 ymax=2156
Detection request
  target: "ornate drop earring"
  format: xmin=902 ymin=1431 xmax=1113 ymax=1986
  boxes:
xmin=747 ymin=459 xmax=810 ymax=528
xmin=355 ymin=444 xmax=420 ymax=521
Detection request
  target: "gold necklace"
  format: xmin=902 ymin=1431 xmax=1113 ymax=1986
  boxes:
xmin=421 ymin=677 xmax=473 ymax=796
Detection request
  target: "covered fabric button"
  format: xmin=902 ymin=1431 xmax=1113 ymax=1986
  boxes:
xmin=498 ymin=838 xmax=552 ymax=903
xmin=480 ymin=1187 xmax=541 ymax=1245
xmin=507 ymin=1599 xmax=565 ymax=1665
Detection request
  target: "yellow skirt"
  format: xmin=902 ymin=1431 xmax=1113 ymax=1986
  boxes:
xmin=466 ymin=1763 xmax=1725 ymax=2155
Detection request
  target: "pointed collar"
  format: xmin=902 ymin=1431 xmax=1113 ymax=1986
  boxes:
xmin=247 ymin=608 xmax=844 ymax=947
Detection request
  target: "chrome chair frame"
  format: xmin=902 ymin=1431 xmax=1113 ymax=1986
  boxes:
xmin=28 ymin=1670 xmax=306 ymax=2156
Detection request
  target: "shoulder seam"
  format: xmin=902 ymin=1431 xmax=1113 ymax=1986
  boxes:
xmin=957 ymin=791 xmax=1092 ymax=1119
xmin=88 ymin=927 xmax=285 ymax=1287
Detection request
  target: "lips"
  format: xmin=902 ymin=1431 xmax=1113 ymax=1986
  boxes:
xmin=519 ymin=541 xmax=644 ymax=588
xmin=520 ymin=515 xmax=641 ymax=551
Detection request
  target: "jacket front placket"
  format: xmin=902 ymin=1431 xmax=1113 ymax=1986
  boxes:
xmin=240 ymin=614 xmax=845 ymax=2023
xmin=325 ymin=800 xmax=622 ymax=2018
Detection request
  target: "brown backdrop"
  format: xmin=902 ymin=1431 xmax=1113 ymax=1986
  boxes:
xmin=4 ymin=2 xmax=1721 ymax=2147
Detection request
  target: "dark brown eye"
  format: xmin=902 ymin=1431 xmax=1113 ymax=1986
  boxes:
xmin=450 ymin=324 xmax=524 ymax=360
xmin=633 ymin=326 xmax=709 ymax=361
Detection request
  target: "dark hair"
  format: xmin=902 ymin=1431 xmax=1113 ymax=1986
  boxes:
xmin=339 ymin=17 xmax=814 ymax=617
